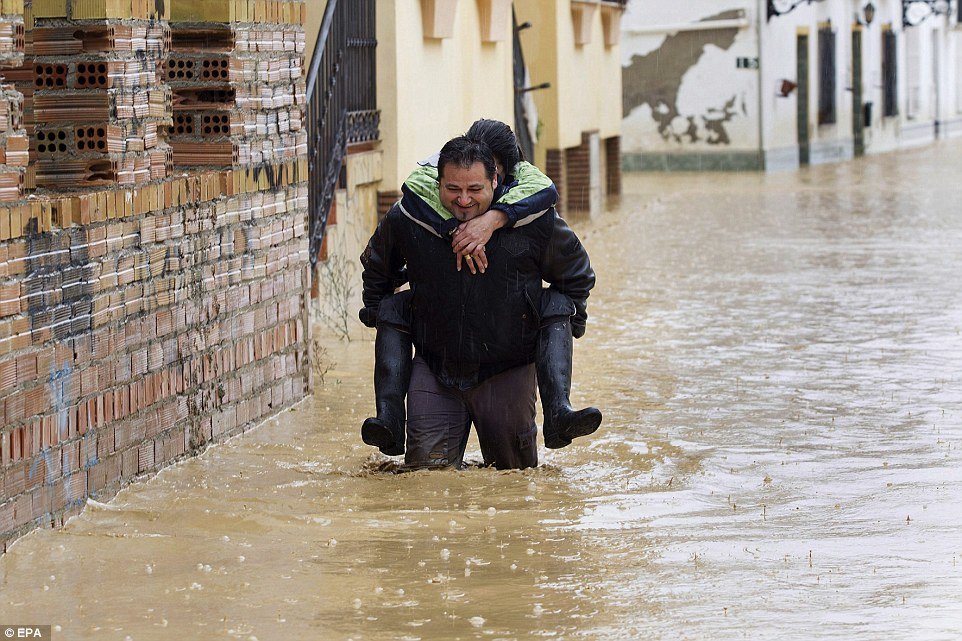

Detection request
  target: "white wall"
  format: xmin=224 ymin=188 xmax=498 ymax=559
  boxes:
xmin=856 ymin=0 xmax=903 ymax=155
xmin=377 ymin=0 xmax=515 ymax=189
xmin=514 ymin=0 xmax=623 ymax=169
xmin=620 ymin=0 xmax=962 ymax=170
xmin=620 ymin=0 xmax=760 ymax=157
xmin=955 ymin=30 xmax=962 ymax=117
xmin=758 ymin=0 xmax=860 ymax=167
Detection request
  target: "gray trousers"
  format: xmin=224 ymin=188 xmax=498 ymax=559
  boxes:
xmin=405 ymin=355 xmax=538 ymax=470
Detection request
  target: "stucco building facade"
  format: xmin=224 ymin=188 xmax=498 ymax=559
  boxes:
xmin=621 ymin=0 xmax=962 ymax=171
xmin=307 ymin=0 xmax=625 ymax=337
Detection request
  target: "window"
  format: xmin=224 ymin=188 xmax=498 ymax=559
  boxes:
xmin=882 ymin=28 xmax=898 ymax=117
xmin=817 ymin=25 xmax=836 ymax=125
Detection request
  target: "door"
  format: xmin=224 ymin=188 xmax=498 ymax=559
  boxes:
xmin=852 ymin=27 xmax=864 ymax=156
xmin=932 ymin=30 xmax=941 ymax=137
xmin=797 ymin=32 xmax=810 ymax=165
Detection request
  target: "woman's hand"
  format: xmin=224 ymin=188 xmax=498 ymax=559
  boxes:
xmin=453 ymin=209 xmax=508 ymax=274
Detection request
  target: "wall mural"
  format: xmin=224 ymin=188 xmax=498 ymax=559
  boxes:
xmin=622 ymin=10 xmax=744 ymax=146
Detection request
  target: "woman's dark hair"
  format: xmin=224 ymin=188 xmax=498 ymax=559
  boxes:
xmin=465 ymin=118 xmax=522 ymax=172
xmin=437 ymin=136 xmax=497 ymax=181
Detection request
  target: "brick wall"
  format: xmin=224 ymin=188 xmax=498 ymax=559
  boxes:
xmin=0 ymin=0 xmax=311 ymax=553
xmin=377 ymin=189 xmax=401 ymax=221
xmin=550 ymin=131 xmax=610 ymax=217
xmin=564 ymin=135 xmax=592 ymax=213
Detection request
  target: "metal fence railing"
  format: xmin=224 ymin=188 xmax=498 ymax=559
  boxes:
xmin=306 ymin=0 xmax=379 ymax=270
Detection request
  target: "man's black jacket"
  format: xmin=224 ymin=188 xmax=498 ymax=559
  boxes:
xmin=359 ymin=205 xmax=595 ymax=391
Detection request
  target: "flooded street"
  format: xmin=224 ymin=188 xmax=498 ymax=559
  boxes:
xmin=3 ymin=142 xmax=962 ymax=640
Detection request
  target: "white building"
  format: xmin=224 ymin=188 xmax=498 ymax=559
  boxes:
xmin=621 ymin=0 xmax=962 ymax=171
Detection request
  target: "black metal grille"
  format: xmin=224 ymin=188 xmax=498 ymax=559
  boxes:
xmin=306 ymin=0 xmax=379 ymax=269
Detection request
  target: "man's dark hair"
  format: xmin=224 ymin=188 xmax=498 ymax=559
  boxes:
xmin=466 ymin=118 xmax=522 ymax=171
xmin=437 ymin=136 xmax=497 ymax=181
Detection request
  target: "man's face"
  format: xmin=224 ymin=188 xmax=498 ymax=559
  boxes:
xmin=439 ymin=162 xmax=496 ymax=222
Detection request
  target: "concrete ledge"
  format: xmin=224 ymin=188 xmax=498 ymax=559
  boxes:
xmin=901 ymin=120 xmax=937 ymax=147
xmin=809 ymin=139 xmax=854 ymax=165
xmin=939 ymin=116 xmax=962 ymax=139
xmin=764 ymin=146 xmax=800 ymax=172
xmin=622 ymin=150 xmax=763 ymax=172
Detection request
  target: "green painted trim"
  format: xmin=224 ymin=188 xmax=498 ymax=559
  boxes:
xmin=622 ymin=151 xmax=764 ymax=172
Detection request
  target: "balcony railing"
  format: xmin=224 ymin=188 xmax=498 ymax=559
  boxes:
xmin=306 ymin=0 xmax=379 ymax=269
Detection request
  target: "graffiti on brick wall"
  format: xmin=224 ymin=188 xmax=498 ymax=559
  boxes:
xmin=622 ymin=10 xmax=743 ymax=145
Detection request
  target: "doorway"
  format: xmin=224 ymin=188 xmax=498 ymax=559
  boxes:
xmin=852 ymin=26 xmax=864 ymax=156
xmin=797 ymin=31 xmax=810 ymax=165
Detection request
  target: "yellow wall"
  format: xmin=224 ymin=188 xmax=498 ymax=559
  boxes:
xmin=515 ymin=0 xmax=622 ymax=164
xmin=377 ymin=0 xmax=515 ymax=189
xmin=302 ymin=1 xmax=621 ymax=186
xmin=305 ymin=0 xmax=328 ymax=68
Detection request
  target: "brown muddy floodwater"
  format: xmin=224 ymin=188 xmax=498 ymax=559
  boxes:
xmin=3 ymin=142 xmax=962 ymax=640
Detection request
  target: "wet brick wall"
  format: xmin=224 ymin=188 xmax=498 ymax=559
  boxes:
xmin=0 ymin=0 xmax=311 ymax=552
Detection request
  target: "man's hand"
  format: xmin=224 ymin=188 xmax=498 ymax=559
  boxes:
xmin=452 ymin=209 xmax=508 ymax=274
xmin=456 ymin=246 xmax=488 ymax=274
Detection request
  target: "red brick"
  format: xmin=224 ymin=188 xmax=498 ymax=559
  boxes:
xmin=81 ymin=432 xmax=98 ymax=468
xmin=31 ymin=485 xmax=53 ymax=520
xmin=104 ymin=454 xmax=122 ymax=485
xmin=21 ymin=455 xmax=43 ymax=493
xmin=62 ymin=441 xmax=80 ymax=474
xmin=13 ymin=493 xmax=32 ymax=529
xmin=3 ymin=463 xmax=25 ymax=497
xmin=5 ymin=393 xmax=24 ymax=425
xmin=134 ymin=435 xmax=155 ymax=471
xmin=78 ymin=403 xmax=89 ymax=435
xmin=10 ymin=425 xmax=22 ymax=462
xmin=121 ymin=448 xmax=138 ymax=480
xmin=0 ymin=500 xmax=15 ymax=533
xmin=86 ymin=462 xmax=107 ymax=495
xmin=63 ymin=471 xmax=87 ymax=504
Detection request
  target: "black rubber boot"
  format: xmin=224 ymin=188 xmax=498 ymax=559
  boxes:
xmin=537 ymin=319 xmax=602 ymax=449
xmin=361 ymin=323 xmax=411 ymax=456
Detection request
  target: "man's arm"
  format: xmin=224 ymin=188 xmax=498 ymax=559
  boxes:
xmin=451 ymin=161 xmax=559 ymax=268
xmin=359 ymin=208 xmax=406 ymax=328
xmin=539 ymin=214 xmax=596 ymax=338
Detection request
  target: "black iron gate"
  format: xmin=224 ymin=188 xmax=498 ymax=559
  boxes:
xmin=306 ymin=0 xmax=379 ymax=271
